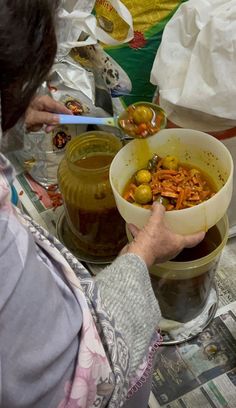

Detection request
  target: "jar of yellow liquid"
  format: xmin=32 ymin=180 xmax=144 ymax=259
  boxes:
xmin=58 ymin=131 xmax=127 ymax=258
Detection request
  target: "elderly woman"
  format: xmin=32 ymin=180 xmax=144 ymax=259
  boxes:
xmin=0 ymin=1 xmax=204 ymax=407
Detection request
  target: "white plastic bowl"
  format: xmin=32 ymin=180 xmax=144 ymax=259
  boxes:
xmin=109 ymin=129 xmax=233 ymax=235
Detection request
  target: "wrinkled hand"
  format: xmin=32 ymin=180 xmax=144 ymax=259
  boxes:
xmin=122 ymin=203 xmax=205 ymax=268
xmin=24 ymin=95 xmax=72 ymax=133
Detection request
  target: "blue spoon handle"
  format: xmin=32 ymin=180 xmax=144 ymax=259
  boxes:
xmin=59 ymin=114 xmax=116 ymax=126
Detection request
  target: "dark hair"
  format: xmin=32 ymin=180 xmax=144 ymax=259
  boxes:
xmin=0 ymin=0 xmax=59 ymax=131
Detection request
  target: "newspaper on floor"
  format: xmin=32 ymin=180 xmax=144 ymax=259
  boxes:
xmin=149 ymin=301 xmax=236 ymax=408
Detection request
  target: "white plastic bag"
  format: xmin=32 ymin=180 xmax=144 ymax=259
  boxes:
xmin=49 ymin=56 xmax=111 ymax=117
xmin=151 ymin=0 xmax=236 ymax=131
xmin=57 ymin=0 xmax=133 ymax=59
xmin=57 ymin=0 xmax=133 ymax=100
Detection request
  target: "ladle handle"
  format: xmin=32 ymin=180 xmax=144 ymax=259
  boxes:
xmin=58 ymin=114 xmax=116 ymax=126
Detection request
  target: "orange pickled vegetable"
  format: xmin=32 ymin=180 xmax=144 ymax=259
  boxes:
xmin=123 ymin=154 xmax=216 ymax=211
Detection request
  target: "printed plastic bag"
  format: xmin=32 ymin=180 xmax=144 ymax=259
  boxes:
xmin=57 ymin=0 xmax=134 ymax=112
xmin=49 ymin=56 xmax=112 ymax=117
xmin=71 ymin=43 xmax=132 ymax=100
xmin=17 ymin=123 xmax=81 ymax=188
xmin=151 ymin=0 xmax=236 ymax=132
xmin=57 ymin=0 xmax=133 ymax=59
xmin=94 ymin=0 xmax=185 ymax=110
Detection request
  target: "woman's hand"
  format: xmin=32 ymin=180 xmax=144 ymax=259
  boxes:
xmin=24 ymin=95 xmax=72 ymax=133
xmin=122 ymin=203 xmax=205 ymax=268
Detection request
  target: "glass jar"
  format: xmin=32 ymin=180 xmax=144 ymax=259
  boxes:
xmin=58 ymin=131 xmax=127 ymax=258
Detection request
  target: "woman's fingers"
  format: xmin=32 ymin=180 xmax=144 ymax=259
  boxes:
xmin=34 ymin=95 xmax=72 ymax=115
xmin=127 ymin=223 xmax=140 ymax=238
xmin=24 ymin=95 xmax=73 ymax=132
xmin=150 ymin=202 xmax=165 ymax=219
xmin=45 ymin=125 xmax=56 ymax=133
xmin=150 ymin=202 xmax=205 ymax=249
xmin=123 ymin=200 xmax=205 ymax=267
xmin=26 ymin=111 xmax=59 ymax=128
xmin=182 ymin=231 xmax=206 ymax=248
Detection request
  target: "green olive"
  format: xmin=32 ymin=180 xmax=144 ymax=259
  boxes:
xmin=162 ymin=155 xmax=179 ymax=170
xmin=132 ymin=106 xmax=153 ymax=125
xmin=135 ymin=169 xmax=152 ymax=185
xmin=134 ymin=184 xmax=152 ymax=205
xmin=155 ymin=195 xmax=169 ymax=208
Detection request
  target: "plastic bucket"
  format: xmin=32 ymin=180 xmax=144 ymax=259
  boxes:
xmin=150 ymin=215 xmax=228 ymax=323
xmin=110 ymin=128 xmax=233 ymax=235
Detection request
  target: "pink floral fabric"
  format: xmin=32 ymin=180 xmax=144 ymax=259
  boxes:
xmin=18 ymin=215 xmax=115 ymax=408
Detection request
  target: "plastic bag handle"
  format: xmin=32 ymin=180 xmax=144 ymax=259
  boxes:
xmin=58 ymin=0 xmax=133 ymax=49
xmin=101 ymin=0 xmax=134 ymax=43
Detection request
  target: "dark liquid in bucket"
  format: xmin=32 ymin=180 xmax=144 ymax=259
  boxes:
xmin=173 ymin=225 xmax=221 ymax=262
xmin=151 ymin=225 xmax=222 ymax=323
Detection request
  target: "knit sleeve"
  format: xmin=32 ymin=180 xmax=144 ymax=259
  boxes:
xmin=94 ymin=253 xmax=161 ymax=375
